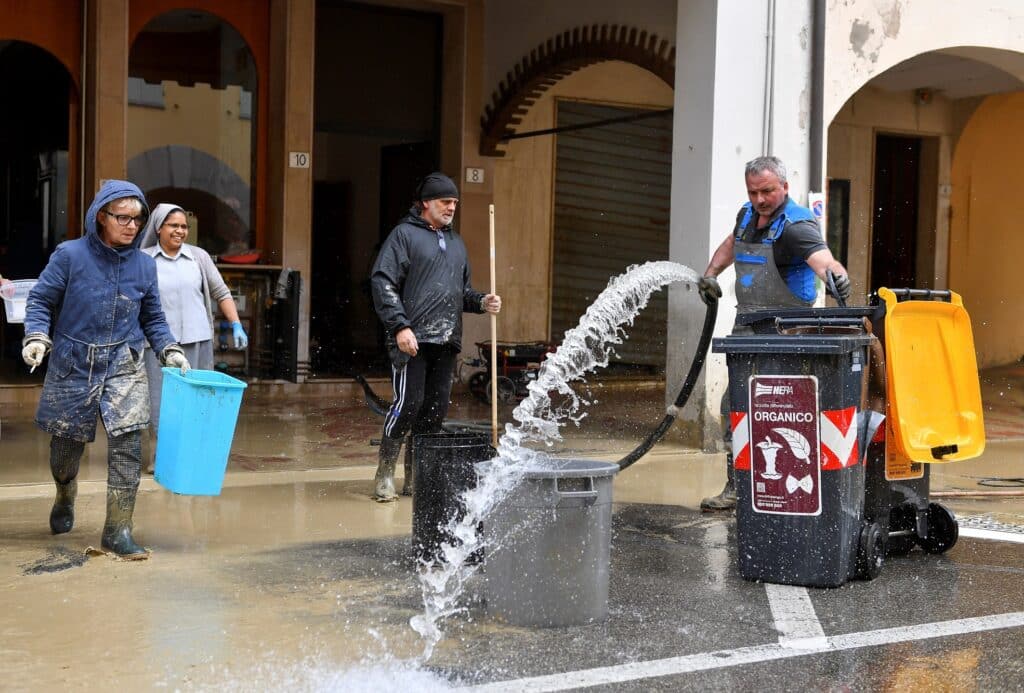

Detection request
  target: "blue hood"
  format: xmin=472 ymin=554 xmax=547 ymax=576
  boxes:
xmin=85 ymin=180 xmax=150 ymax=248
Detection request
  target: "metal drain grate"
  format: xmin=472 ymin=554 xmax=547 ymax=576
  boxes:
xmin=957 ymin=514 xmax=1024 ymax=535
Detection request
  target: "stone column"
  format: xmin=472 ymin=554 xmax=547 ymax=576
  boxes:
xmin=667 ymin=0 xmax=813 ymax=449
xmin=268 ymin=0 xmax=315 ymax=379
xmin=84 ymin=0 xmax=129 ymax=198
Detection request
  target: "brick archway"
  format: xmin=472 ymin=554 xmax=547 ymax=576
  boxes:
xmin=479 ymin=25 xmax=675 ymax=157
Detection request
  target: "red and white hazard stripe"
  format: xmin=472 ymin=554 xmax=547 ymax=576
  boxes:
xmin=731 ymin=411 xmax=751 ymax=470
xmin=731 ymin=406 xmax=859 ymax=471
xmin=820 ymin=406 xmax=859 ymax=470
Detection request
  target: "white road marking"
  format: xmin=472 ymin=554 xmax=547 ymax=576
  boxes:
xmin=959 ymin=527 xmax=1024 ymax=544
xmin=764 ymin=584 xmax=827 ymax=649
xmin=463 ymin=611 xmax=1024 ymax=692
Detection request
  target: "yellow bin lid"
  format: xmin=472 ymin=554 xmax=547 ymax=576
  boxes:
xmin=879 ymin=288 xmax=985 ymax=462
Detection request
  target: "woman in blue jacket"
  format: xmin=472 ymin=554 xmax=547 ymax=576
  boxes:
xmin=21 ymin=180 xmax=190 ymax=559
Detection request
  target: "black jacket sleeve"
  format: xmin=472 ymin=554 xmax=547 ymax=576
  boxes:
xmin=461 ymin=257 xmax=485 ymax=314
xmin=370 ymin=230 xmax=412 ymax=336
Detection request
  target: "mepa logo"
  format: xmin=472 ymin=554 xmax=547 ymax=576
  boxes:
xmin=755 ymin=383 xmax=793 ymax=397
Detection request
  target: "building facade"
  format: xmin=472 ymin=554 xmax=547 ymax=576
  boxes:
xmin=2 ymin=0 xmax=1022 ymax=449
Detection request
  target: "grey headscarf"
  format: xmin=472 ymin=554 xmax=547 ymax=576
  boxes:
xmin=139 ymin=203 xmax=186 ymax=251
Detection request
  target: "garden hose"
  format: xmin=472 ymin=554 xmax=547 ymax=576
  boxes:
xmin=618 ymin=295 xmax=718 ymax=471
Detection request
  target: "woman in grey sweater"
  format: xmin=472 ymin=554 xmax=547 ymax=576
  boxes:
xmin=139 ymin=203 xmax=248 ymax=439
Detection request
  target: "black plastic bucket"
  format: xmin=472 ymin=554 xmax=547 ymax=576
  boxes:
xmin=412 ymin=432 xmax=495 ymax=563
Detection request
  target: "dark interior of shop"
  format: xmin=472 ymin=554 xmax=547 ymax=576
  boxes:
xmin=0 ymin=40 xmax=71 ymax=383
xmin=311 ymin=0 xmax=442 ymax=378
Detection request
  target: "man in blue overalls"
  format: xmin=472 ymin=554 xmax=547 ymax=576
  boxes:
xmin=696 ymin=156 xmax=851 ymax=511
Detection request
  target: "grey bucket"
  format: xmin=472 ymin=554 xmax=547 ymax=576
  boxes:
xmin=483 ymin=458 xmax=619 ymax=627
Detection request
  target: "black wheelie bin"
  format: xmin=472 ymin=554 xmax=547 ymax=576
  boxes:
xmin=713 ymin=314 xmax=880 ymax=587
xmin=720 ymin=288 xmax=986 ymax=587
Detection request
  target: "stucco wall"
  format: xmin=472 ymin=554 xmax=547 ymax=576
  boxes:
xmin=464 ymin=60 xmax=674 ymax=351
xmin=825 ymin=0 xmax=1024 ymax=123
xmin=949 ymin=91 xmax=1024 ymax=367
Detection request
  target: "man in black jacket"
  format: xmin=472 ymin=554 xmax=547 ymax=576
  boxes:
xmin=370 ymin=173 xmax=501 ymax=502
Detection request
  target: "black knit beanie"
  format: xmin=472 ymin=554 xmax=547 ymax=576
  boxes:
xmin=416 ymin=172 xmax=459 ymax=201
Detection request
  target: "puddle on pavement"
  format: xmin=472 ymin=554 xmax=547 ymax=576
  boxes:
xmin=885 ymin=646 xmax=981 ymax=691
xmin=0 ymin=484 xmax=440 ymax=689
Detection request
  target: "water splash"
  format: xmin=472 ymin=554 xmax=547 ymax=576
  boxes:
xmin=410 ymin=261 xmax=700 ymax=659
xmin=209 ymin=651 xmax=454 ymax=692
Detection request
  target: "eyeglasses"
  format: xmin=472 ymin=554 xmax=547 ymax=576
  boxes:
xmin=436 ymin=230 xmax=446 ymax=252
xmin=162 ymin=222 xmax=190 ymax=232
xmin=102 ymin=210 xmax=147 ymax=227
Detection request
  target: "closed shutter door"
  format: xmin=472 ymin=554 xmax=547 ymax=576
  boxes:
xmin=551 ymin=100 xmax=672 ymax=368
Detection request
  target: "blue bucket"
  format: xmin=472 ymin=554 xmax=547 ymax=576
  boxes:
xmin=154 ymin=368 xmax=248 ymax=495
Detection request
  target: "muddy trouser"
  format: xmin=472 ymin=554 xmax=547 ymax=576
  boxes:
xmin=50 ymin=430 xmax=143 ymax=491
xmin=144 ymin=340 xmax=214 ymax=435
xmin=719 ymin=390 xmax=734 ymax=483
xmin=719 ymin=390 xmax=733 ymax=454
xmin=382 ymin=343 xmax=458 ymax=442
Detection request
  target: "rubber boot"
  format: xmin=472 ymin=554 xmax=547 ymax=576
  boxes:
xmin=49 ymin=479 xmax=77 ymax=535
xmin=401 ymin=436 xmax=415 ymax=496
xmin=100 ymin=487 xmax=149 ymax=559
xmin=374 ymin=437 xmax=402 ymax=502
xmin=700 ymin=454 xmax=736 ymax=511
xmin=49 ymin=435 xmax=84 ymax=534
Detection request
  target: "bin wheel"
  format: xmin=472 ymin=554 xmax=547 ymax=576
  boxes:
xmin=886 ymin=504 xmax=917 ymax=557
xmin=857 ymin=522 xmax=886 ymax=581
xmin=887 ymin=535 xmax=916 ymax=557
xmin=918 ymin=502 xmax=959 ymax=554
xmin=468 ymin=373 xmax=491 ymax=404
xmin=496 ymin=377 xmax=517 ymax=404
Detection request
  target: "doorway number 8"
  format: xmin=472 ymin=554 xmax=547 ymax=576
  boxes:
xmin=465 ymin=167 xmax=485 ymax=184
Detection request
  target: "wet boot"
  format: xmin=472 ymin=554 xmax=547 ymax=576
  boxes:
xmin=49 ymin=479 xmax=77 ymax=535
xmin=100 ymin=487 xmax=149 ymax=559
xmin=49 ymin=435 xmax=84 ymax=534
xmin=401 ymin=436 xmax=415 ymax=496
xmin=373 ymin=437 xmax=402 ymax=502
xmin=700 ymin=454 xmax=737 ymax=512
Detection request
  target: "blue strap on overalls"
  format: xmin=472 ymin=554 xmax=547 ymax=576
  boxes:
xmin=734 ymin=200 xmax=817 ymax=302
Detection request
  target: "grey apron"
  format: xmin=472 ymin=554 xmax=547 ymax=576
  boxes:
xmin=721 ymin=217 xmax=817 ymax=424
xmin=733 ymin=235 xmax=814 ymax=317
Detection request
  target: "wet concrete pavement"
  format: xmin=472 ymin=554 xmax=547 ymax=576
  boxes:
xmin=1 ymin=371 xmax=1024 ymax=690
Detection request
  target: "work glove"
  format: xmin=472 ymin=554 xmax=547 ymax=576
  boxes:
xmin=697 ymin=276 xmax=722 ymax=305
xmin=162 ymin=346 xmax=191 ymax=374
xmin=828 ymin=273 xmax=851 ymax=301
xmin=22 ymin=339 xmax=49 ymax=369
xmin=231 ymin=321 xmax=248 ymax=350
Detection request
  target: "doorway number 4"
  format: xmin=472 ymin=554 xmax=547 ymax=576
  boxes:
xmin=289 ymin=152 xmax=310 ymax=168
xmin=465 ymin=167 xmax=484 ymax=184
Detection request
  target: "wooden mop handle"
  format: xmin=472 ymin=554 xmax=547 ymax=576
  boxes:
xmin=489 ymin=204 xmax=498 ymax=447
